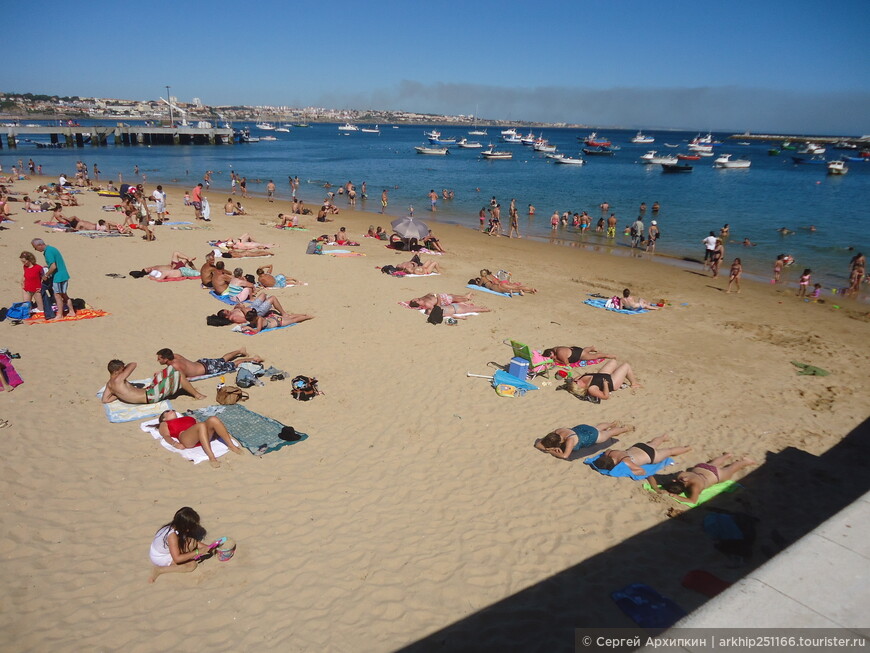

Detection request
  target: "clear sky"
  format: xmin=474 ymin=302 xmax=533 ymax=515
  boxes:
xmin=6 ymin=0 xmax=869 ymax=134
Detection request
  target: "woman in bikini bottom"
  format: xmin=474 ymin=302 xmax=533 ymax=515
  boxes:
xmin=594 ymin=434 xmax=691 ymax=473
xmin=665 ymin=454 xmax=757 ymax=503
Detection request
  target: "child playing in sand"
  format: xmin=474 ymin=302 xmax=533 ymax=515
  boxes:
xmin=591 ymin=434 xmax=691 ymax=476
xmin=660 ymin=453 xmax=756 ymax=504
xmin=726 ymin=258 xmax=742 ymax=294
xmin=535 ymin=422 xmax=635 ymax=459
xmin=810 ymin=283 xmax=823 ymax=302
xmin=19 ymin=251 xmax=45 ymax=314
xmin=796 ymin=269 xmax=812 ymax=298
xmin=148 ymin=507 xmax=221 ymax=583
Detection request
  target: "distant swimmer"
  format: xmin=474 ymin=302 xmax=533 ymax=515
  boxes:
xmin=742 ymin=238 xmax=756 ymax=247
xmin=528 ymin=204 xmax=536 ymax=215
xmin=777 ymin=227 xmax=795 ymax=235
xmin=600 ymin=201 xmax=610 ymax=213
xmin=652 ymin=201 xmax=660 ymax=213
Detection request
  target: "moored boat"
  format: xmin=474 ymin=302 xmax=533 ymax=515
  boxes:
xmin=415 ymin=146 xmax=449 ymax=155
xmin=677 ymin=153 xmax=701 ymax=161
xmin=661 ymin=162 xmax=693 ymax=173
xmin=468 ymin=129 xmax=488 ymax=136
xmin=714 ymin=153 xmax=751 ymax=169
xmin=338 ymin=123 xmax=360 ymax=132
xmin=631 ymin=131 xmax=655 ymax=143
xmin=457 ymin=139 xmax=483 ymax=149
xmin=424 ymin=129 xmax=441 ymax=139
xmin=361 ymin=125 xmax=380 ymax=134
xmin=533 ymin=142 xmax=557 ymax=153
xmin=545 ymin=152 xmax=565 ymax=160
xmin=260 ymin=135 xmax=278 ymax=141
xmin=768 ymin=148 xmax=781 ymax=156
xmin=639 ymin=150 xmax=657 ymax=163
xmin=798 ymin=143 xmax=825 ymax=155
xmin=581 ymin=131 xmax=612 ymax=146
xmin=827 ymin=160 xmax=848 ymax=175
xmin=500 ymin=128 xmax=518 ymax=137
xmin=554 ymin=156 xmax=585 ymax=165
xmin=791 ymin=155 xmax=826 ymax=165
xmin=501 ymin=134 xmax=522 ymax=143
xmin=275 ymin=127 xmax=291 ymax=133
xmin=481 ymin=147 xmax=513 ymax=159
xmin=428 ymin=137 xmax=457 ymax=145
xmin=582 ymin=146 xmax=615 ymax=156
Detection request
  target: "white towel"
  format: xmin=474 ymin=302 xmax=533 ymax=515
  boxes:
xmin=139 ymin=418 xmax=238 ymax=464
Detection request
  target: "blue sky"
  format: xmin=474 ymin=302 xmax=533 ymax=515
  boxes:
xmin=6 ymin=0 xmax=869 ymax=133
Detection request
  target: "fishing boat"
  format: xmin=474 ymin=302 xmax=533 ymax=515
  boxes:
xmin=687 ymin=143 xmax=714 ymax=154
xmin=520 ymin=131 xmax=537 ymax=145
xmin=338 ymin=123 xmax=360 ymax=132
xmin=428 ymin=136 xmax=457 ymax=145
xmin=500 ymin=128 xmax=518 ymax=137
xmin=827 ymin=160 xmax=848 ymax=175
xmin=631 ymin=131 xmax=655 ymax=144
xmin=798 ymin=143 xmax=825 ymax=155
xmin=256 ymin=122 xmax=275 ymax=130
xmin=581 ymin=132 xmax=611 ymax=146
xmin=661 ymin=162 xmax=693 ymax=173
xmin=677 ymin=153 xmax=701 ymax=161
xmin=554 ymin=156 xmax=585 ymax=165
xmin=582 ymin=146 xmax=615 ymax=156
xmin=533 ymin=142 xmax=557 ymax=153
xmin=833 ymin=141 xmax=857 ymax=150
xmin=647 ymin=154 xmax=678 ymax=165
xmin=293 ymin=122 xmax=310 ymax=128
xmin=481 ymin=147 xmax=513 ymax=160
xmin=781 ymin=141 xmax=797 ymax=150
xmin=457 ymin=139 xmax=483 ymax=149
xmin=501 ymin=134 xmax=522 ymax=143
xmin=275 ymin=126 xmax=291 ymax=133
xmin=260 ymin=135 xmax=278 ymax=141
xmin=423 ymin=129 xmax=441 ymax=139
xmin=361 ymin=125 xmax=380 ymax=134
xmin=714 ymin=153 xmax=751 ymax=168
xmin=844 ymin=155 xmax=870 ymax=162
xmin=545 ymin=152 xmax=565 ymax=160
xmin=415 ymin=146 xmax=449 ymax=155
xmin=664 ymin=143 xmax=680 ymax=148
xmin=791 ymin=155 xmax=826 ymax=165
xmin=639 ymin=150 xmax=657 ymax=163
xmin=768 ymin=148 xmax=781 ymax=156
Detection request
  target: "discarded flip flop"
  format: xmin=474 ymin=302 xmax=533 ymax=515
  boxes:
xmin=270 ymin=374 xmax=285 ymax=382
xmin=0 ymin=420 xmax=10 ymax=429
xmin=588 ymin=293 xmax=607 ymax=299
xmin=105 ymin=273 xmax=127 ymax=279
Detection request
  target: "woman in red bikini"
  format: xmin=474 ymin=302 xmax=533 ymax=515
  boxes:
xmin=157 ymin=410 xmax=245 ymax=468
xmin=664 ymin=453 xmax=756 ymax=503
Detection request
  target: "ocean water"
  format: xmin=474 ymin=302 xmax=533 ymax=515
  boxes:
xmin=6 ymin=121 xmax=868 ymax=291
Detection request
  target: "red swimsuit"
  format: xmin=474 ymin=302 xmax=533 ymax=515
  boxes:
xmin=165 ymin=416 xmax=200 ymax=446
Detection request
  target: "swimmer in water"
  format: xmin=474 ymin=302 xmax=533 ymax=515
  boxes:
xmin=742 ymin=238 xmax=756 ymax=247
xmin=777 ymin=227 xmax=795 ymax=236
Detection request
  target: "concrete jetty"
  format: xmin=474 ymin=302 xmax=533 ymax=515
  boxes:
xmin=1 ymin=124 xmax=234 ymax=148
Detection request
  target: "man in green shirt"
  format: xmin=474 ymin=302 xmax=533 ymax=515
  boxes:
xmin=31 ymin=238 xmax=75 ymax=321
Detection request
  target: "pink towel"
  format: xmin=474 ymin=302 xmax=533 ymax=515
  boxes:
xmin=0 ymin=354 xmax=23 ymax=389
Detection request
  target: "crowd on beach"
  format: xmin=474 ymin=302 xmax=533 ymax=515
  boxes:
xmin=2 ymin=157 xmax=866 ymax=586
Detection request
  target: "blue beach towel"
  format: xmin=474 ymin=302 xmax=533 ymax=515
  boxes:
xmin=190 ymin=404 xmax=308 ymax=455
xmin=612 ymin=583 xmax=686 ymax=629
xmin=584 ymin=454 xmax=675 ymax=480
xmin=210 ymin=290 xmax=241 ymax=305
xmin=583 ymin=298 xmax=649 ymax=315
xmin=162 ymin=221 xmax=192 ymax=225
xmin=233 ymin=323 xmax=297 ymax=336
xmin=466 ymin=284 xmax=513 ymax=298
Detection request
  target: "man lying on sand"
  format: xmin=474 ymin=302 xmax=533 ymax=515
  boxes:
xmin=156 ymin=347 xmax=263 ymax=378
xmin=215 ymin=292 xmax=289 ymax=324
xmin=130 ymin=252 xmax=199 ymax=279
xmin=408 ymin=292 xmax=474 ymax=310
xmin=101 ymin=360 xmax=206 ymax=404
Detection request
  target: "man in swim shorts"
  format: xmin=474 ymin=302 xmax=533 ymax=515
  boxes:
xmin=156 ymin=347 xmax=264 ymax=378
xmin=101 ymin=360 xmax=206 ymax=404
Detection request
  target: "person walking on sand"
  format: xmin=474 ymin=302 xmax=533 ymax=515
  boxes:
xmin=710 ymin=238 xmax=724 ymax=278
xmin=702 ymin=231 xmax=718 ymax=269
xmin=380 ymin=189 xmax=388 ymax=214
xmin=31 ymin=238 xmax=75 ymax=320
xmin=773 ymin=254 xmax=785 ymax=284
xmin=508 ymin=200 xmax=520 ymax=238
xmin=796 ymin=268 xmax=812 ymax=298
xmin=726 ymin=258 xmax=742 ymax=293
xmin=266 ymin=180 xmax=275 ymax=202
xmin=191 ymin=183 xmax=204 ymax=220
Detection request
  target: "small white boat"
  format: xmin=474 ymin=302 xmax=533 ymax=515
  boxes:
xmin=639 ymin=150 xmax=657 ymax=163
xmin=500 ymin=128 xmax=518 ymax=136
xmin=415 ymin=146 xmax=449 ymax=155
xmin=664 ymin=143 xmax=680 ymax=148
xmin=424 ymin=129 xmax=441 ymax=139
xmin=275 ymin=127 xmax=290 ymax=133
xmin=361 ymin=125 xmax=380 ymax=133
xmin=631 ymin=131 xmax=655 ymax=143
xmin=554 ymin=156 xmax=585 ymax=165
xmin=798 ymin=143 xmax=825 ymax=155
xmin=260 ymin=135 xmax=278 ymax=141
xmin=338 ymin=123 xmax=360 ymax=132
xmin=501 ymin=134 xmax=522 ymax=143
xmin=457 ymin=139 xmax=483 ymax=149
xmin=520 ymin=131 xmax=536 ymax=145
xmin=827 ymin=160 xmax=848 ymax=175
xmin=256 ymin=122 xmax=275 ymax=130
xmin=468 ymin=129 xmax=488 ymax=136
xmin=688 ymin=143 xmax=714 ymax=154
xmin=545 ymin=152 xmax=565 ymax=160
xmin=714 ymin=153 xmax=751 ymax=168
xmin=648 ymin=154 xmax=679 ymax=165
xmin=533 ymin=142 xmax=557 ymax=153
xmin=481 ymin=147 xmax=513 ymax=159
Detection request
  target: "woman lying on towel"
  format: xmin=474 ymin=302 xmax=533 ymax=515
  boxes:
xmin=590 ymin=434 xmax=691 ymax=474
xmin=423 ymin=301 xmax=491 ymax=318
xmin=397 ymin=258 xmax=443 ymax=275
xmin=244 ymin=309 xmax=314 ymax=334
xmin=535 ymin=422 xmax=635 ymax=459
xmin=479 ymin=269 xmax=537 ymax=294
xmin=621 ymin=288 xmax=661 ymax=311
xmin=658 ymin=454 xmax=757 ymax=504
xmin=149 ymin=506 xmax=220 ymax=583
xmin=408 ymin=292 xmax=474 ymax=310
xmin=157 ymin=410 xmax=245 ymax=468
xmin=541 ymin=346 xmax=615 ymax=366
xmin=566 ymin=359 xmax=641 ymax=403
xmin=215 ymin=233 xmax=276 ymax=250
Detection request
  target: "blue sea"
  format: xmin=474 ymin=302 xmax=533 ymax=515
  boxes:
xmin=5 ymin=121 xmax=868 ymax=291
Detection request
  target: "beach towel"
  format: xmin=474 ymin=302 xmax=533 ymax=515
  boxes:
xmin=397 ymin=301 xmax=480 ymax=318
xmin=147 ymin=274 xmax=201 ymax=282
xmin=74 ymin=230 xmax=133 ymax=238
xmin=583 ymin=298 xmax=649 ymax=315
xmin=0 ymin=354 xmax=24 ymax=390
xmin=210 ymin=290 xmax=240 ymax=305
xmin=642 ymin=479 xmax=741 ymax=507
xmin=584 ymin=454 xmax=675 ymax=480
xmin=144 ymin=366 xmax=181 ymax=403
xmin=162 ymin=221 xmax=192 ymax=225
xmin=139 ymin=416 xmax=236 ymax=464
xmin=611 ymin=583 xmax=686 ymax=629
xmin=103 ymin=399 xmax=172 ymax=423
xmin=232 ymin=323 xmax=297 ymax=335
xmin=466 ymin=284 xmax=513 ymax=298
xmin=187 ymin=404 xmax=308 ymax=455
xmin=325 ymin=251 xmax=366 ymax=257
xmin=25 ymin=308 xmax=109 ymax=324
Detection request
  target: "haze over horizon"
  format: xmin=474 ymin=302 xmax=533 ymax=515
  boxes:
xmin=6 ymin=0 xmax=868 ymax=135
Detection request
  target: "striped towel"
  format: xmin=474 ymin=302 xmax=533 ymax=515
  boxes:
xmin=144 ymin=366 xmax=181 ymax=403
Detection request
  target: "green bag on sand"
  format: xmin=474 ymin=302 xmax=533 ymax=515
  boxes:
xmin=790 ymin=361 xmax=830 ymax=377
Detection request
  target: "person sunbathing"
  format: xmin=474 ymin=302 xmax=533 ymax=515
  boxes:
xmin=397 ymin=258 xmax=442 ymax=275
xmin=621 ymin=288 xmax=660 ymax=310
xmin=535 ymin=422 xmax=635 ymax=459
xmin=468 ymin=276 xmax=523 ymax=297
xmin=659 ymin=453 xmax=757 ymax=504
xmin=479 ymin=269 xmax=537 ymax=293
xmin=157 ymin=410 xmax=244 ymax=468
xmin=541 ymin=346 xmax=615 ymax=366
xmin=210 ymin=261 xmax=233 ymax=293
xmin=224 ymin=198 xmax=241 ymax=215
xmin=567 ymin=359 xmax=641 ymax=402
xmin=333 ymin=227 xmax=359 ymax=246
xmin=156 ymin=347 xmax=263 ymax=379
xmin=591 ymin=434 xmax=691 ymax=476
xmin=101 ymin=360 xmax=206 ymax=405
xmin=423 ymin=301 xmax=490 ymax=317
xmin=215 ymin=233 xmax=276 ymax=250
xmin=278 ymin=213 xmax=299 ymax=228
xmin=244 ymin=308 xmax=314 ymax=334
xmin=408 ymin=292 xmax=474 ymax=310
xmin=134 ymin=252 xmax=199 ymax=279
xmin=423 ymin=229 xmax=446 ymax=252
xmin=216 ymin=292 xmax=291 ymax=324
xmin=256 ymin=264 xmax=300 ymax=288
xmin=222 ymin=267 xmax=255 ymax=302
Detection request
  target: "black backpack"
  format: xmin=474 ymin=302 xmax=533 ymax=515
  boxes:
xmin=291 ymin=375 xmax=321 ymax=401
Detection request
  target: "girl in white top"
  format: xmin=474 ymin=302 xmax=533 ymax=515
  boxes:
xmin=148 ymin=507 xmax=212 ymax=583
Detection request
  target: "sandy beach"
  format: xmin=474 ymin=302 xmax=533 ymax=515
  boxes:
xmin=1 ymin=176 xmax=868 ymax=651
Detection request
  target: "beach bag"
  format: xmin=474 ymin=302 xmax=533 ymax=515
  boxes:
xmin=235 ymin=362 xmax=265 ymax=388
xmin=605 ymin=296 xmax=622 ymax=310
xmin=216 ymin=385 xmax=248 ymax=405
xmin=495 ymin=269 xmax=511 ymax=282
xmin=291 ymin=375 xmax=320 ymax=401
xmin=305 ymin=240 xmax=322 ymax=255
xmin=380 ymin=265 xmax=398 ymax=275
xmin=5 ymin=302 xmax=32 ymax=321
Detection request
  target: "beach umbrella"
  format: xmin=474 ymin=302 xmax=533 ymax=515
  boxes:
xmin=391 ymin=216 xmax=430 ymax=240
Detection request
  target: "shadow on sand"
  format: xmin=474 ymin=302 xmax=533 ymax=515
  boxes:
xmin=399 ymin=417 xmax=870 ymax=652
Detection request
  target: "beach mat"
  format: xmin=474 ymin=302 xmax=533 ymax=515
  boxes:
xmin=139 ymin=415 xmax=235 ymax=464
xmin=583 ymin=298 xmax=648 ymax=315
xmin=0 ymin=354 xmax=24 ymax=390
xmin=210 ymin=290 xmax=239 ymax=304
xmin=584 ymin=454 xmax=675 ymax=480
xmin=466 ymin=284 xmax=513 ymax=298
xmin=611 ymin=583 xmax=686 ymax=629
xmin=232 ymin=322 xmax=297 ymax=335
xmin=147 ymin=274 xmax=201 ymax=282
xmin=190 ymin=404 xmax=308 ymax=455
xmin=104 ymin=399 xmax=172 ymax=424
xmin=643 ymin=479 xmax=741 ymax=507
xmin=25 ymin=308 xmax=109 ymax=324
